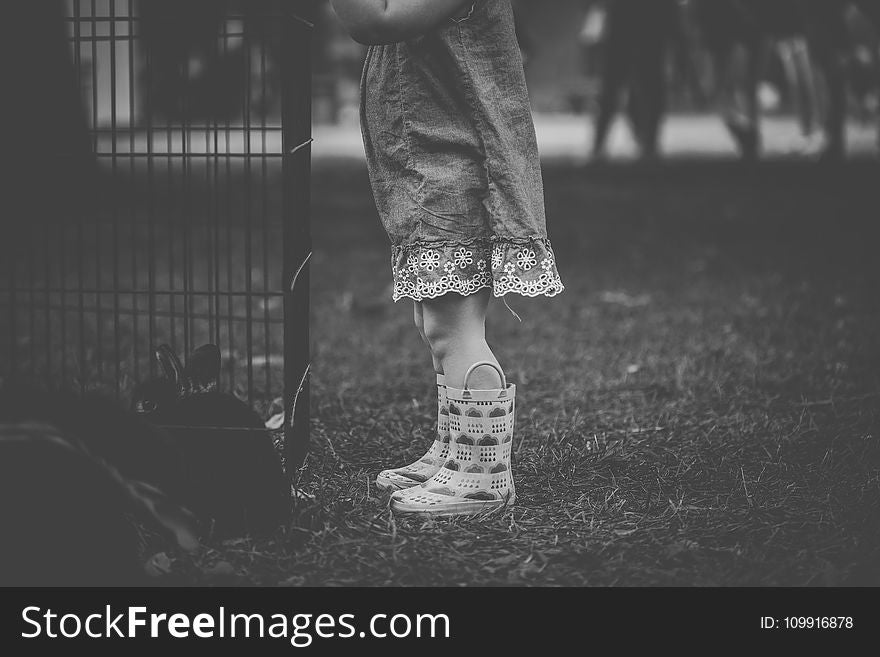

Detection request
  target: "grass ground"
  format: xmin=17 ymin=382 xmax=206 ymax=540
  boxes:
xmin=181 ymin=160 xmax=880 ymax=586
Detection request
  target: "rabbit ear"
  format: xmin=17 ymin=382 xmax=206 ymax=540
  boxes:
xmin=156 ymin=345 xmax=187 ymax=391
xmin=187 ymin=344 xmax=220 ymax=393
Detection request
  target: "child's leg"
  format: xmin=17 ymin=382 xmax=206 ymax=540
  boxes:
xmin=413 ymin=301 xmax=443 ymax=376
xmin=376 ymin=293 xmax=501 ymax=495
xmin=374 ymin=304 xmax=450 ymax=492
xmin=391 ymin=292 xmax=517 ymax=515
xmin=421 ymin=289 xmax=503 ymax=390
xmin=375 ymin=368 xmax=451 ymax=491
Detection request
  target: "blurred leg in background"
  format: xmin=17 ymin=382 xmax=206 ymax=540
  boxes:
xmin=753 ymin=1 xmax=826 ymax=154
xmin=592 ymin=1 xmax=633 ymax=159
xmin=850 ymin=0 xmax=880 ymax=151
xmin=630 ymin=44 xmax=666 ymax=160
xmin=727 ymin=42 xmax=762 ymax=160
xmin=776 ymin=36 xmax=824 ymax=146
xmin=693 ymin=0 xmax=762 ymax=160
xmin=592 ymin=0 xmax=679 ymax=161
xmin=803 ymin=0 xmax=853 ymax=159
xmin=629 ymin=0 xmax=681 ymax=160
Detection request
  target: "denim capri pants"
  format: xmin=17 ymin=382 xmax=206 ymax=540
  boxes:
xmin=359 ymin=0 xmax=565 ymax=302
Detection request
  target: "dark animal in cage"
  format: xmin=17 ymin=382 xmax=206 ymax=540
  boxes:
xmin=132 ymin=344 xmax=290 ymax=537
xmin=0 ymin=386 xmax=186 ymax=496
xmin=0 ymin=406 xmax=198 ymax=586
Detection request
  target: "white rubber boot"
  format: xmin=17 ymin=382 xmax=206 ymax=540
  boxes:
xmin=390 ymin=362 xmax=516 ymax=516
xmin=376 ymin=374 xmax=451 ymax=491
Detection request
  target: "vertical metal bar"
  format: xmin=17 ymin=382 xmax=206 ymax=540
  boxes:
xmin=74 ymin=0 xmax=87 ymax=392
xmin=212 ymin=31 xmax=222 ymax=356
xmin=43 ymin=192 xmax=52 ymax=387
xmin=45 ymin=189 xmax=53 ymax=387
xmin=259 ymin=18 xmax=272 ymax=402
xmin=59 ymin=227 xmax=67 ymax=388
xmin=224 ymin=21 xmax=235 ymax=393
xmin=207 ymin=23 xmax=218 ymax=360
xmin=6 ymin=209 xmax=17 ymax=382
xmin=58 ymin=2 xmax=70 ymax=388
xmin=59 ymin=228 xmax=67 ymax=388
xmin=205 ymin=122 xmax=214 ymax=357
xmin=28 ymin=224 xmax=35 ymax=379
xmin=244 ymin=12 xmax=255 ymax=407
xmin=166 ymin=59 xmax=176 ymax=358
xmin=110 ymin=0 xmax=122 ymax=399
xmin=145 ymin=1 xmax=157 ymax=380
xmin=59 ymin=182 xmax=68 ymax=386
xmin=282 ymin=5 xmax=313 ymax=472
xmin=91 ymin=0 xmax=103 ymax=390
xmin=181 ymin=35 xmax=192 ymax=365
xmin=128 ymin=0 xmax=139 ymax=387
xmin=59 ymin=225 xmax=67 ymax=388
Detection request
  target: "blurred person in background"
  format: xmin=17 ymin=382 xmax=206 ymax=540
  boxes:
xmin=846 ymin=2 xmax=880 ymax=137
xmin=591 ymin=0 xmax=685 ymax=161
xmin=692 ymin=0 xmax=879 ymax=161
xmin=754 ymin=0 xmax=826 ymax=154
xmin=690 ymin=0 xmax=763 ymax=160
xmin=804 ymin=0 xmax=879 ymax=159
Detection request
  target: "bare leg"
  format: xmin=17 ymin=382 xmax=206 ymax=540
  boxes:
xmin=414 ymin=301 xmax=443 ymax=375
xmin=374 ymin=301 xmax=451 ymax=493
xmin=421 ymin=289 xmax=503 ymax=390
xmin=390 ymin=290 xmax=515 ymax=514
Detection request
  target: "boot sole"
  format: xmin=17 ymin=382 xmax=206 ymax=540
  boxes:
xmin=375 ymin=474 xmax=421 ymax=492
xmin=391 ymin=493 xmax=515 ymax=517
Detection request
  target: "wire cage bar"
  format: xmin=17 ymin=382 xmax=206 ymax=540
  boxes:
xmin=0 ymin=0 xmax=313 ymax=472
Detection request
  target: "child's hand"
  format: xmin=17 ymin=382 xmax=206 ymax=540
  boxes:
xmin=329 ymin=0 xmax=475 ymax=45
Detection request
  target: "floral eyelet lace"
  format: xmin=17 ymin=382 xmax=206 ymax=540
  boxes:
xmin=391 ymin=238 xmax=564 ymax=302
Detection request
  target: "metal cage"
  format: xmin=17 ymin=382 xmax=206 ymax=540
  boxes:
xmin=1 ymin=0 xmax=313 ymax=472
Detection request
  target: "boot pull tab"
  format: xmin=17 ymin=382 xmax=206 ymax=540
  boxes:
xmin=461 ymin=361 xmax=507 ymax=399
